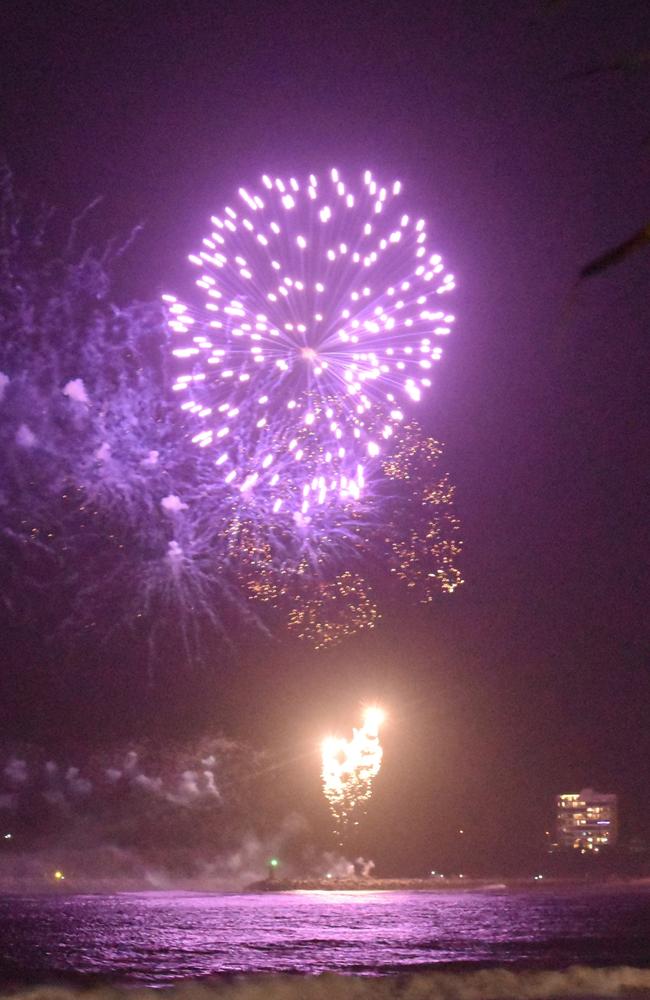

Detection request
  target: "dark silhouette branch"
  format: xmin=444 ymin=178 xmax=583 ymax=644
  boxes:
xmin=580 ymin=223 xmax=650 ymax=278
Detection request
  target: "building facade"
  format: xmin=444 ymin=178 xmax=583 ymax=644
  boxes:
xmin=555 ymin=788 xmax=618 ymax=852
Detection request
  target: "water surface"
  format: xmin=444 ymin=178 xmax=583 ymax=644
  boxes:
xmin=1 ymin=887 xmax=649 ymax=984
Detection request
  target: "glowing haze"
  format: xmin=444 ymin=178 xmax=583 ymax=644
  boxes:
xmin=321 ymin=706 xmax=385 ymax=846
xmin=164 ymin=169 xmax=455 ymax=521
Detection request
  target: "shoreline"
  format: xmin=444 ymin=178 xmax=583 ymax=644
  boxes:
xmin=0 ymin=875 xmax=648 ymax=895
xmin=245 ymin=875 xmax=650 ymax=893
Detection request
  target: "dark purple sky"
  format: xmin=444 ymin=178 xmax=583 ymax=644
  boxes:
xmin=1 ymin=0 xmax=648 ymax=871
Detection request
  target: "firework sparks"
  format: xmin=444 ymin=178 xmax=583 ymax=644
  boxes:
xmin=381 ymin=422 xmax=463 ymax=600
xmin=0 ymin=171 xmax=462 ymax=661
xmin=321 ymin=706 xmax=384 ymax=845
xmin=287 ymin=571 xmax=380 ymax=649
xmin=382 ymin=420 xmax=443 ymax=481
xmin=157 ymin=171 xmax=462 ymax=650
xmin=387 ymin=468 xmax=464 ymax=600
xmin=165 ymin=169 xmax=455 ymax=521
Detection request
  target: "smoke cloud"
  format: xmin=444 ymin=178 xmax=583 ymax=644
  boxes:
xmin=0 ymin=739 xmax=335 ymax=889
xmin=62 ymin=378 xmax=90 ymax=405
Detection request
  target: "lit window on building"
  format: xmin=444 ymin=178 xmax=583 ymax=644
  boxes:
xmin=555 ymin=788 xmax=618 ymax=852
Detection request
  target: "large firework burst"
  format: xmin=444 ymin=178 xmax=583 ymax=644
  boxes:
xmin=164 ymin=169 xmax=455 ymax=521
xmin=0 ymin=169 xmax=462 ymax=662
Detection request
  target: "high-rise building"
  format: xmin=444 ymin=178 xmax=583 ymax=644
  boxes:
xmin=555 ymin=788 xmax=618 ymax=852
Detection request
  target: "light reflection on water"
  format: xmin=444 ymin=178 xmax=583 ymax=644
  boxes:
xmin=0 ymin=888 xmax=649 ymax=983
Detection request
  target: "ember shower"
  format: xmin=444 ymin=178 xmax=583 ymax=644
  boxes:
xmin=0 ymin=168 xmax=462 ymax=657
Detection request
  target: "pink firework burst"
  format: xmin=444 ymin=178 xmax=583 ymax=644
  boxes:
xmin=164 ymin=169 xmax=455 ymax=521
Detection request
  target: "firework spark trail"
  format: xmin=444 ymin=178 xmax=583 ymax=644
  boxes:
xmin=321 ymin=706 xmax=384 ymax=846
xmin=165 ymin=169 xmax=455 ymax=521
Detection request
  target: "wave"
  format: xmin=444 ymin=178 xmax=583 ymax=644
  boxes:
xmin=3 ymin=966 xmax=650 ymax=1000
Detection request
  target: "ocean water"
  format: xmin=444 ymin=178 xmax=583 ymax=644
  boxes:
xmin=0 ymin=887 xmax=649 ymax=997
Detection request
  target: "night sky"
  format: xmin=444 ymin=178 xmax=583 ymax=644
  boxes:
xmin=1 ymin=0 xmax=648 ymax=874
